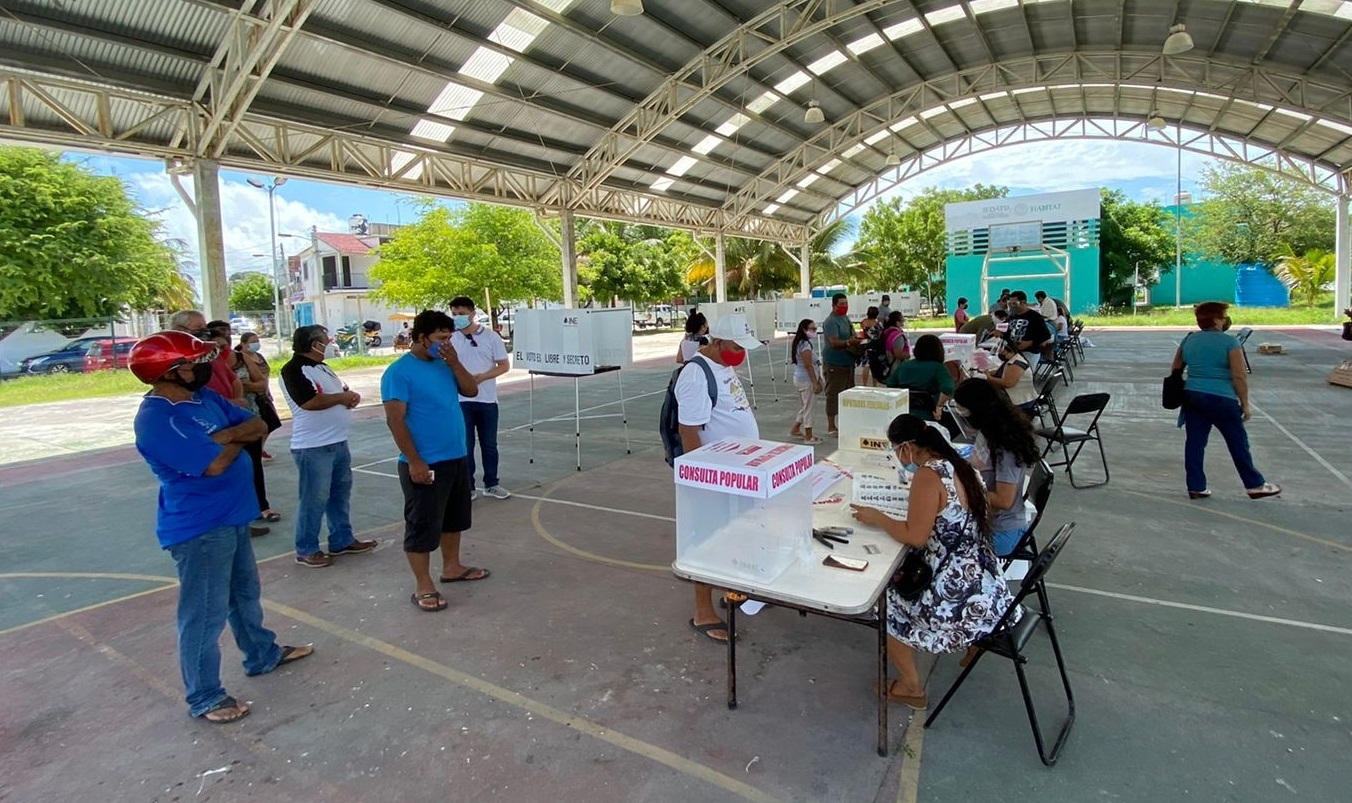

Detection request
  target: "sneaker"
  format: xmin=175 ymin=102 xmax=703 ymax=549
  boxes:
xmin=484 ymin=485 xmax=512 ymax=500
xmin=330 ymin=539 xmax=378 ymax=556
xmin=1188 ymin=489 xmax=1211 ymax=499
xmin=470 ymin=487 xmax=481 ymax=501
xmin=295 ymin=552 xmax=334 ymax=568
xmin=1246 ymin=483 xmax=1282 ymax=499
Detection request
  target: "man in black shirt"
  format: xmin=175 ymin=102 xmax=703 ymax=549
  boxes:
xmin=1004 ymin=291 xmax=1052 ymax=362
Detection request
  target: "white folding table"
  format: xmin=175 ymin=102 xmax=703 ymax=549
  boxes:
xmin=671 ymin=450 xmax=909 ymax=756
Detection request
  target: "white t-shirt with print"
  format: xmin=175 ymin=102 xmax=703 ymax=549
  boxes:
xmin=452 ymin=326 xmax=510 ymax=404
xmin=674 ymin=355 xmax=759 ymax=444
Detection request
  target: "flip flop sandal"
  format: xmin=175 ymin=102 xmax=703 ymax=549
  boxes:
xmin=259 ymin=511 xmax=282 ymax=522
xmin=440 ymin=567 xmax=491 ymax=583
xmin=200 ymin=696 xmax=251 ymax=724
xmin=277 ymin=645 xmax=313 ymax=667
xmin=688 ymin=618 xmax=733 ymax=644
xmin=411 ymin=591 xmax=447 ymax=612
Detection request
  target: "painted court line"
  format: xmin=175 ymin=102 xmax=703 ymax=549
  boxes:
xmin=263 ymin=600 xmax=782 ymax=803
xmin=1047 ymin=583 xmax=1352 ymax=637
xmin=503 ymin=389 xmax=665 ymax=433
xmin=513 ymin=492 xmax=676 ymax=522
xmin=1249 ymin=400 xmax=1352 ymax=493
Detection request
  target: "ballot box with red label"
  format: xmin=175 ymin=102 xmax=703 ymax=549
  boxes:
xmin=674 ymin=438 xmax=816 ymax=584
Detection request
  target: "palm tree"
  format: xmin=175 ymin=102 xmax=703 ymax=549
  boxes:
xmin=685 ymin=218 xmax=858 ymax=297
xmin=1274 ymin=247 xmax=1335 ymax=307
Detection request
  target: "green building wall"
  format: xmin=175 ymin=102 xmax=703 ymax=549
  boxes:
xmin=946 ymin=248 xmax=1101 ymax=315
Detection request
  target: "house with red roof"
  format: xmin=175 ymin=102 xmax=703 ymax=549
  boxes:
xmin=289 ymin=219 xmax=412 ymax=339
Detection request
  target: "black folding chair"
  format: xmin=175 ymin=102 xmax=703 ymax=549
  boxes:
xmin=1002 ymin=459 xmax=1054 ymax=569
xmin=1234 ymin=327 xmax=1253 ymax=373
xmin=925 ymin=522 xmax=1077 ymax=766
xmin=1023 ymin=373 xmax=1061 ymax=431
xmin=1068 ymin=320 xmax=1086 ymax=363
xmin=1036 ymin=392 xmax=1110 ymax=488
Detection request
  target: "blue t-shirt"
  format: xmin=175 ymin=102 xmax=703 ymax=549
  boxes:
xmin=1181 ymin=331 xmax=1239 ymax=400
xmin=380 ymin=352 xmax=468 ymax=464
xmin=134 ymin=389 xmax=260 ymax=549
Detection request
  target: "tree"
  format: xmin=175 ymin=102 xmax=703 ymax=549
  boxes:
xmin=0 ymin=147 xmax=191 ymax=319
xmin=369 ymin=201 xmax=561 ymax=310
xmin=852 ymin=185 xmax=1009 ymax=305
xmin=229 ymin=273 xmax=276 ymax=311
xmin=1273 ymin=247 xmax=1335 ymax=306
xmin=1098 ymin=189 xmax=1176 ymax=305
xmin=1187 ymin=163 xmax=1334 ymax=266
xmin=577 ymin=222 xmax=693 ymax=306
xmin=684 ymin=219 xmax=853 ymax=299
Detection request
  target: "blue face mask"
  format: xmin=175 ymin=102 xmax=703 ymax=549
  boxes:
xmin=429 ymin=341 xmax=444 ymax=358
xmin=895 ymin=444 xmax=920 ymax=478
xmin=452 ymin=314 xmax=472 ymax=330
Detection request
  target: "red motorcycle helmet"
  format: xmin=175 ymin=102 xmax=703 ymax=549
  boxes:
xmin=128 ymin=331 xmax=219 ymax=384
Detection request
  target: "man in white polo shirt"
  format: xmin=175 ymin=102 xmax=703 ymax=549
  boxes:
xmin=675 ymin=313 xmax=761 ymax=644
xmin=280 ymin=325 xmax=377 ymax=567
xmin=450 ymin=296 xmax=513 ymax=500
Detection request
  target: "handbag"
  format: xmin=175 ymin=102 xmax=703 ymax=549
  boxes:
xmin=1341 ymin=320 xmax=1352 ymax=342
xmin=1162 ymin=370 xmax=1185 ymax=410
xmin=890 ymin=544 xmax=956 ymax=602
xmin=257 ymin=395 xmax=283 ymax=433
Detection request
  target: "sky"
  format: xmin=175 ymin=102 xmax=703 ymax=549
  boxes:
xmin=71 ymin=138 xmax=1217 ymax=292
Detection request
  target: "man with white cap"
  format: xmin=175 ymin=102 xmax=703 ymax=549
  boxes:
xmin=675 ymin=313 xmax=761 ymax=644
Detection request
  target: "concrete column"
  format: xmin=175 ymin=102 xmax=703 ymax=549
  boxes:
xmin=715 ymin=232 xmax=728 ymax=302
xmin=193 ymin=159 xmax=230 ymax=321
xmin=799 ymin=242 xmax=811 ymax=295
xmin=560 ymin=210 xmax=578 ymax=308
xmin=1336 ymin=192 xmax=1350 ymax=318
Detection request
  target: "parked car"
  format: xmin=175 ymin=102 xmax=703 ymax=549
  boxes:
xmin=634 ymin=304 xmax=687 ymax=329
xmin=19 ymin=337 xmax=116 ymax=375
xmin=83 ymin=337 xmax=138 ymax=372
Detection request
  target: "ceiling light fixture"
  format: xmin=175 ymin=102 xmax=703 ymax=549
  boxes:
xmin=885 ymin=150 xmax=901 ymax=166
xmin=1147 ymin=112 xmax=1167 ymax=130
xmin=1162 ymin=24 xmax=1194 ymax=55
xmin=805 ymin=99 xmax=824 ymax=124
xmin=611 ymin=0 xmax=643 ymax=15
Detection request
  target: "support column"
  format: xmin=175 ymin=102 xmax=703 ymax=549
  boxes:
xmin=715 ymin=232 xmax=728 ymax=302
xmin=193 ymin=160 xmax=229 ymax=321
xmin=1336 ymin=192 xmax=1350 ymax=319
xmin=560 ymin=210 xmax=578 ymax=308
xmin=799 ymin=242 xmax=811 ymax=295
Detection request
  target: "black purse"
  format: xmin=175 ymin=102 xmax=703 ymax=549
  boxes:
xmin=1162 ymin=370 xmax=1185 ymax=410
xmin=890 ymin=546 xmax=955 ymax=602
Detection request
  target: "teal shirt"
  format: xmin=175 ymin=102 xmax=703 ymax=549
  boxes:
xmin=884 ymin=360 xmax=956 ymax=420
xmin=821 ymin=313 xmax=856 ymax=366
xmin=1181 ymin=331 xmax=1239 ymax=400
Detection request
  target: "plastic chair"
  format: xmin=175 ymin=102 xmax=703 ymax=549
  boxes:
xmin=1036 ymin=392 xmax=1110 ymax=488
xmin=1234 ymin=327 xmax=1253 ymax=373
xmin=925 ymin=522 xmax=1077 ymax=766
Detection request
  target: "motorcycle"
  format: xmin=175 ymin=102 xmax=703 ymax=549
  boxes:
xmin=335 ymin=320 xmax=383 ymax=353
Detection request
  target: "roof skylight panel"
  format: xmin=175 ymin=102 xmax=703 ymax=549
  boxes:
xmin=691 ymin=135 xmax=723 ymax=155
xmin=890 ymin=116 xmax=918 ymax=131
xmin=817 ymin=158 xmax=842 ymax=173
xmin=716 ymin=113 xmax=750 ymax=136
xmin=882 ymin=19 xmax=924 ymax=40
xmin=746 ymin=92 xmax=780 ymax=114
xmin=774 ymin=71 xmax=811 ymax=95
xmin=650 ymin=177 xmax=675 ymax=192
xmin=864 ymin=130 xmax=891 ymax=145
xmin=796 ymin=173 xmax=821 ymax=188
xmin=775 ymin=189 xmax=799 ymax=204
xmin=1318 ymin=119 xmax=1352 ymax=136
xmin=429 ymin=83 xmax=484 ymax=120
xmin=411 ymin=120 xmax=457 ymax=143
xmin=847 ymin=33 xmax=886 ymax=55
xmin=924 ymin=6 xmax=967 ymax=26
xmin=390 ymin=151 xmax=424 ymax=181
xmin=807 ymin=51 xmax=849 ymax=76
xmin=667 ymin=156 xmax=699 ymax=177
xmin=495 ymin=9 xmax=550 ymax=49
xmin=842 ymin=144 xmax=866 ymax=157
xmin=460 ymin=49 xmax=514 ymax=84
xmin=969 ymin=0 xmax=1018 ymax=14
xmin=763 ymin=204 xmax=781 ymax=215
xmin=532 ymin=0 xmax=575 ymax=12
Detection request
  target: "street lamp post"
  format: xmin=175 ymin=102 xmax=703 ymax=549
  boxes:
xmin=247 ymin=176 xmax=288 ymax=352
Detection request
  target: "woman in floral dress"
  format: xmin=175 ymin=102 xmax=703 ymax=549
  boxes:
xmin=851 ymin=414 xmax=1018 ymax=709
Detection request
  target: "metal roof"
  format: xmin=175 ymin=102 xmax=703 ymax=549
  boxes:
xmin=2 ymin=0 xmax=1351 ymax=243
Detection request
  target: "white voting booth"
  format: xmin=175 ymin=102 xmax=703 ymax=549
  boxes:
xmin=697 ymin=300 xmax=781 ymax=405
xmin=674 ymin=438 xmax=816 ymax=584
xmin=513 ymin=308 xmax=633 ymax=470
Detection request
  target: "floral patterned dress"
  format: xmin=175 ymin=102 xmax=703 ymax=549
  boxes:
xmin=886 ymin=458 xmax=1019 ymax=652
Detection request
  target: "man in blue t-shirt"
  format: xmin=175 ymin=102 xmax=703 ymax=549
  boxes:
xmin=381 ymin=310 xmax=485 ymax=612
xmin=130 ymin=331 xmax=312 ymax=725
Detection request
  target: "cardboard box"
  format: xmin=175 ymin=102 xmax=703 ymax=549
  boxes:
xmin=837 ymin=387 xmax=909 ymax=453
xmin=1328 ymin=360 xmax=1352 ymax=388
xmin=674 ymin=438 xmax=816 ymax=584
xmin=1257 ymin=343 xmax=1284 ymax=355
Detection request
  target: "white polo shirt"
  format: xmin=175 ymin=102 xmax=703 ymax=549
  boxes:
xmin=452 ymin=325 xmax=510 ymax=404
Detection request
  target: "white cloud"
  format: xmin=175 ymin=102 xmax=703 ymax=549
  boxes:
xmin=125 ymin=172 xmax=349 ymax=294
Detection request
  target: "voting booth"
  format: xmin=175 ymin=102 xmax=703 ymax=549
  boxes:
xmin=698 ymin=300 xmax=780 ymax=406
xmin=776 ymin=297 xmax=828 ymax=332
xmin=513 ymin=308 xmax=633 ymax=470
xmin=674 ymin=438 xmax=816 ymax=584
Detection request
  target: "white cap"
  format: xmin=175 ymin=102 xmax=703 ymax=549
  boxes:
xmin=708 ymin=313 xmax=762 ymax=350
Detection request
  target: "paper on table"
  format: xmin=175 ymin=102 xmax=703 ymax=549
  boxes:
xmin=853 ymin=473 xmax=908 ymax=518
xmin=808 ymin=463 xmax=845 ymax=500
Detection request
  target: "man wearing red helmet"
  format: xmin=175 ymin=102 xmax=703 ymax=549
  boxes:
xmin=131 ymin=330 xmax=313 ymax=724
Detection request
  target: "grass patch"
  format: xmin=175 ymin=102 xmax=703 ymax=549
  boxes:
xmin=327 ymin=354 xmax=400 ymax=371
xmin=0 ymin=369 xmax=146 ymax=408
xmin=1082 ymin=302 xmax=1339 ymax=327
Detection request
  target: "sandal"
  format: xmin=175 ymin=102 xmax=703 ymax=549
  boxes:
xmin=200 ymin=695 xmax=251 ymax=724
xmin=872 ymin=680 xmax=928 ymax=710
xmin=411 ymin=591 xmax=448 ymax=612
xmin=259 ymin=510 xmax=282 ymax=522
xmin=688 ymin=618 xmax=732 ymax=644
xmin=276 ymin=645 xmax=313 ymax=667
xmin=439 ymin=567 xmax=490 ymax=583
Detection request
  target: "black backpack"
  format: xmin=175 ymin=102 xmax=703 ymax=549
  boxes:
xmin=659 ymin=356 xmax=718 ymax=466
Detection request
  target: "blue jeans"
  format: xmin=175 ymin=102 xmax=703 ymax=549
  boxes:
xmin=167 ymin=524 xmax=282 ymax=717
xmin=292 ymin=441 xmax=355 ymax=556
xmin=461 ymin=401 xmax=500 ymax=488
xmin=1183 ymin=390 xmax=1265 ymax=492
xmin=993 ymin=528 xmax=1025 ymax=558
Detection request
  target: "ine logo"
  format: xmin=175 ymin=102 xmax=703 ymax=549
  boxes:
xmin=562 ymin=316 xmax=578 ymax=326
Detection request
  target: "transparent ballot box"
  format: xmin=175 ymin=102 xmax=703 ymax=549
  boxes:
xmin=939 ymin=333 xmax=977 ymax=368
xmin=674 ymin=438 xmax=816 ymax=585
xmin=837 ymin=387 xmax=909 ymax=453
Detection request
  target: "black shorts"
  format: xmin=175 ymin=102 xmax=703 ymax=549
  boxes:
xmin=398 ymin=457 xmax=472 ymax=553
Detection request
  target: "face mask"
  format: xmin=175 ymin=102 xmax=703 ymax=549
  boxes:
xmin=248 ymin=342 xmax=261 ymax=353
xmin=429 ymin=341 xmax=445 ymax=358
xmin=452 ymin=314 xmax=472 ymax=330
xmin=806 ymin=329 xmax=817 ymax=337
xmin=895 ymin=444 xmax=920 ymax=477
xmin=835 ymin=304 xmax=848 ymax=315
xmin=174 ymin=362 xmax=213 ymax=392
xmin=720 ymin=346 xmax=746 ymax=367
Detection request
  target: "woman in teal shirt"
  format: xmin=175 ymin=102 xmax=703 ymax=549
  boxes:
xmin=885 ymin=334 xmax=955 ymax=421
xmin=1171 ymin=301 xmax=1280 ymax=500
